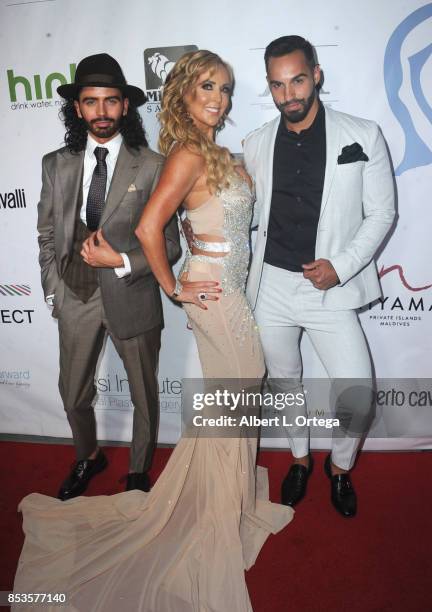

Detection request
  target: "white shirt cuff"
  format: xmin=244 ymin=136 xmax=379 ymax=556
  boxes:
xmin=114 ymin=253 xmax=131 ymax=278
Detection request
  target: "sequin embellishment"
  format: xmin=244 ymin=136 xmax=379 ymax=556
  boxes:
xmin=181 ymin=172 xmax=254 ymax=295
xmin=180 ymin=172 xmax=256 ymax=346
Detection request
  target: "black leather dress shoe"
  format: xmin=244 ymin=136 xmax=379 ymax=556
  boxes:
xmin=58 ymin=449 xmax=108 ymax=501
xmin=126 ymin=472 xmax=150 ymax=492
xmin=324 ymin=454 xmax=357 ymax=517
xmin=281 ymin=455 xmax=314 ymax=506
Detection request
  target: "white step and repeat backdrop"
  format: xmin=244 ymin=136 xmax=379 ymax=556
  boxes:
xmin=1 ymin=0 xmax=431 ymax=450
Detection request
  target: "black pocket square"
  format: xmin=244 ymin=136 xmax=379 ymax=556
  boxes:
xmin=337 ymin=142 xmax=369 ymax=164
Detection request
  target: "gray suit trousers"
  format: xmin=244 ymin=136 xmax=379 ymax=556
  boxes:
xmin=57 ymin=283 xmax=160 ymax=472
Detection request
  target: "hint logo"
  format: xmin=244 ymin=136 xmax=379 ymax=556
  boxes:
xmin=0 ymin=284 xmax=31 ymax=297
xmin=7 ymin=64 xmax=76 ymax=110
xmin=0 ymin=188 xmax=26 ymax=210
xmin=144 ymin=46 xmax=197 ymax=103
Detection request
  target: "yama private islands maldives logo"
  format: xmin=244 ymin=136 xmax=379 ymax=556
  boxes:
xmin=366 ymin=265 xmax=432 ymax=328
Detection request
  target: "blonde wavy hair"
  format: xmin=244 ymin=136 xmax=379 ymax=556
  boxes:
xmin=158 ymin=49 xmax=237 ymax=193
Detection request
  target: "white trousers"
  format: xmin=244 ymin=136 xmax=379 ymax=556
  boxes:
xmin=255 ymin=263 xmax=372 ymax=470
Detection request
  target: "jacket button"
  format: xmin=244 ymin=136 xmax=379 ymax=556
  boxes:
xmin=263 ymin=231 xmax=267 ymax=237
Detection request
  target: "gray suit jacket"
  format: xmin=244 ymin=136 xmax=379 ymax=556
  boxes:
xmin=244 ymin=106 xmax=395 ymax=310
xmin=37 ymin=142 xmax=181 ymax=339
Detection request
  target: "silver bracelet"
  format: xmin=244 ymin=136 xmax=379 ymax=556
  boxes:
xmin=171 ymin=279 xmax=183 ymax=299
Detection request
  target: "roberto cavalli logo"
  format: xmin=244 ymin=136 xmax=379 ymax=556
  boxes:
xmin=384 ymin=4 xmax=432 ymax=175
xmin=1 ymin=188 xmax=26 ymax=209
xmin=143 ymin=45 xmax=197 ymax=102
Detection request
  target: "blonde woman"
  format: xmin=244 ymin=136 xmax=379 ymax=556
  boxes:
xmin=14 ymin=51 xmax=293 ymax=612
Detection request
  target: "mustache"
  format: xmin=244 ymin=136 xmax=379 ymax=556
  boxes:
xmin=278 ymin=99 xmax=305 ymax=109
xmin=90 ymin=118 xmax=115 ymax=124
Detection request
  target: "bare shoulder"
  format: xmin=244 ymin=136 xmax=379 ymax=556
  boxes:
xmin=157 ymin=144 xmax=206 ymax=191
xmin=150 ymin=144 xmax=206 ymax=205
xmin=233 ymin=162 xmax=253 ymax=189
xmin=168 ymin=143 xmax=205 ymax=171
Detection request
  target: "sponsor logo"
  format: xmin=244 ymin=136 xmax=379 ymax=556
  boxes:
xmin=0 ymin=309 xmax=34 ymax=324
xmin=250 ymin=43 xmax=337 ymax=111
xmin=379 ymin=265 xmax=432 ymax=292
xmin=376 ymin=386 xmax=432 ymax=407
xmin=0 ymin=284 xmax=31 ymax=297
xmin=93 ymin=372 xmax=181 ymax=413
xmin=6 ymin=64 xmax=76 ymax=110
xmin=0 ymin=188 xmax=27 ymax=210
xmin=94 ymin=373 xmax=134 ymax=410
xmin=159 ymin=376 xmax=182 ymax=413
xmin=384 ymin=4 xmax=432 ymax=175
xmin=143 ymin=45 xmax=197 ymax=111
xmin=366 ymin=263 xmax=432 ymax=327
xmin=0 ymin=369 xmax=31 ymax=390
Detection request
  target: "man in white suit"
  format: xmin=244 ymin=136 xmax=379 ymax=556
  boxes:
xmin=244 ymin=35 xmax=394 ymax=517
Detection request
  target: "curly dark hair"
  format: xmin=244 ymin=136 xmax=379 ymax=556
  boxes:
xmin=59 ymin=95 xmax=148 ymax=153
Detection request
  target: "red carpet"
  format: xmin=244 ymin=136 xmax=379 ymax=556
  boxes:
xmin=1 ymin=441 xmax=431 ymax=611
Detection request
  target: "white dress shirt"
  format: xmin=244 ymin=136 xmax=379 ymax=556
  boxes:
xmin=82 ymin=133 xmax=131 ymax=278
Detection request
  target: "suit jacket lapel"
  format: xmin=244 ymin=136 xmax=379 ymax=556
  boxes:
xmin=100 ymin=143 xmax=141 ymax=226
xmin=57 ymin=149 xmax=84 ymax=272
xmin=320 ymin=106 xmax=340 ymax=219
xmin=263 ymin=117 xmax=280 ymax=226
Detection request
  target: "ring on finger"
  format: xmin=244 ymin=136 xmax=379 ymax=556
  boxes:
xmin=198 ymin=292 xmax=207 ymax=301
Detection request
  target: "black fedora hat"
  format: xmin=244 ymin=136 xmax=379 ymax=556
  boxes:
xmin=57 ymin=53 xmax=147 ymax=106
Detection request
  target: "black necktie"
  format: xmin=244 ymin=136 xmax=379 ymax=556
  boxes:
xmin=86 ymin=146 xmax=108 ymax=231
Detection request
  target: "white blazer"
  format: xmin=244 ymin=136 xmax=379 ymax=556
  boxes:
xmin=244 ymin=105 xmax=395 ymax=311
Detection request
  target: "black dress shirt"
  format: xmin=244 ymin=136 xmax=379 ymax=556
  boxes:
xmin=264 ymin=101 xmax=326 ymax=272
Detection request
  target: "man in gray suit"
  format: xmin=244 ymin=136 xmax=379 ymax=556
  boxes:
xmin=38 ymin=53 xmax=180 ymax=500
xmin=244 ymin=36 xmax=395 ymax=517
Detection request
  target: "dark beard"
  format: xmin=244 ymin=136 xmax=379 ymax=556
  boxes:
xmin=277 ymin=88 xmax=316 ymax=123
xmin=85 ymin=116 xmax=122 ymax=139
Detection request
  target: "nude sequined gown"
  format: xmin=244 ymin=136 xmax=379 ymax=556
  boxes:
xmin=13 ymin=173 xmax=294 ymax=611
